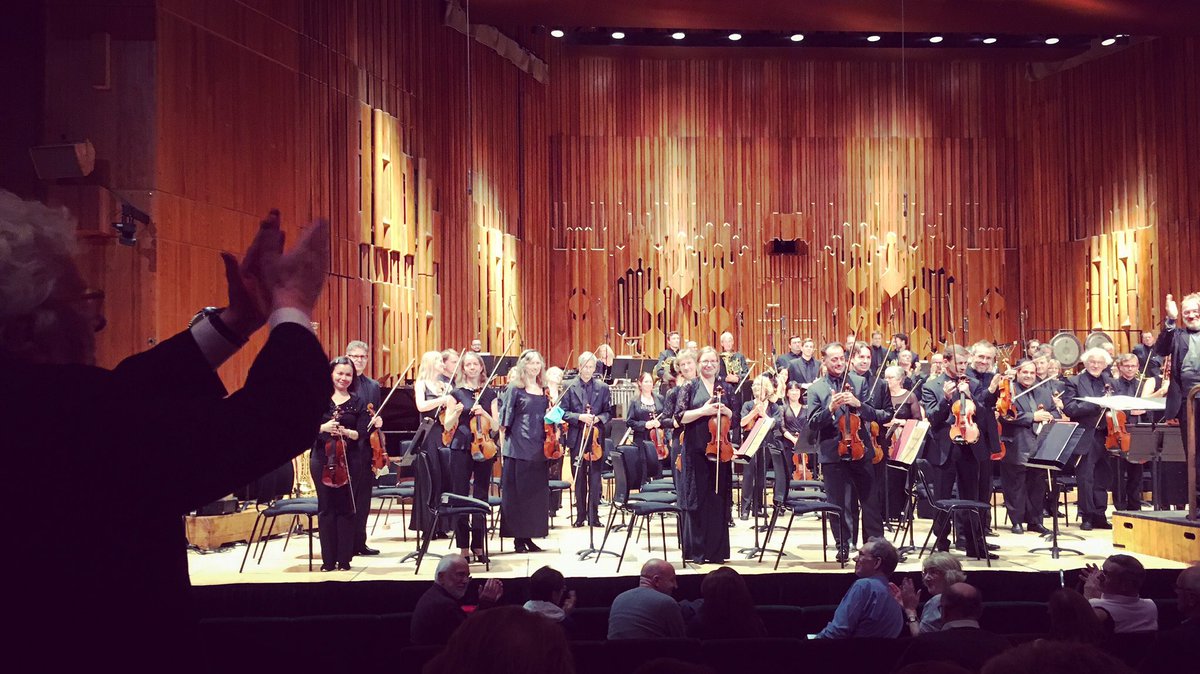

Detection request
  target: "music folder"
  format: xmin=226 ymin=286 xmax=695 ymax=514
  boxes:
xmin=889 ymin=419 xmax=929 ymax=467
xmin=736 ymin=416 xmax=776 ymax=459
xmin=1027 ymin=421 xmax=1083 ymax=470
xmin=1075 ymin=395 xmax=1167 ymax=411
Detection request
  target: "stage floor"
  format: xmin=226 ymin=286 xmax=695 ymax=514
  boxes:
xmin=188 ymin=501 xmax=1188 ymax=585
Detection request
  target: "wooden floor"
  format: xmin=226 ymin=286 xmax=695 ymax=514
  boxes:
xmin=188 ymin=500 xmax=1188 ymax=585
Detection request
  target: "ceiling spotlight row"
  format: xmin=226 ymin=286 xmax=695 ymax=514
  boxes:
xmin=547 ymin=30 xmax=1129 ymax=49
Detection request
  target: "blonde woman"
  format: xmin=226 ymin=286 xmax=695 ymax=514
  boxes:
xmin=895 ymin=552 xmax=967 ymax=635
xmin=496 ymin=350 xmax=550 ymax=552
xmin=594 ymin=343 xmax=615 ymax=382
xmin=412 ymin=350 xmax=454 ymax=534
xmin=675 ymin=346 xmax=734 ymax=564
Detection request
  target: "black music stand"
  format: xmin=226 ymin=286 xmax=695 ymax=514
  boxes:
xmin=887 ymin=421 xmax=928 ymax=554
xmin=576 ymin=438 xmax=619 ymax=562
xmin=1133 ymin=424 xmax=1188 ymax=509
xmin=1028 ymin=421 xmax=1085 ymax=558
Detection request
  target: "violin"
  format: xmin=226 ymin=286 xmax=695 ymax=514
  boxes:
xmin=836 ymin=381 xmax=866 ymax=461
xmin=650 ymin=412 xmax=668 ymax=460
xmin=578 ymin=403 xmax=603 ymax=462
xmin=366 ymin=403 xmax=389 ymax=477
xmin=996 ymin=365 xmax=1016 ymax=421
xmin=321 ymin=407 xmax=351 ymax=488
xmin=469 ymin=398 xmax=498 ymax=462
xmin=992 ymin=419 xmax=1007 ymax=461
xmin=543 ymin=392 xmax=564 ymax=460
xmin=1103 ymin=383 xmax=1131 ymax=453
xmin=949 ymin=376 xmax=980 ymax=445
xmin=871 ymin=422 xmax=885 ymax=464
xmin=705 ymin=386 xmax=735 ymax=463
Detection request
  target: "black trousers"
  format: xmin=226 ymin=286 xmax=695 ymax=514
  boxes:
xmin=313 ymin=456 xmax=358 ymax=567
xmin=822 ymin=457 xmax=881 ymax=551
xmin=352 ymin=451 xmax=373 ymax=550
xmin=1076 ymin=435 xmax=1112 ymax=521
xmin=449 ymin=448 xmax=493 ymax=550
xmin=932 ymin=448 xmax=981 ymax=547
xmin=999 ymin=462 xmax=1047 ymax=527
xmin=570 ymin=448 xmax=604 ymax=522
xmin=1115 ymin=458 xmax=1145 ymax=510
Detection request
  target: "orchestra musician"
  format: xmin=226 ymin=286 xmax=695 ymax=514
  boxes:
xmin=889 ymin=333 xmax=910 ymax=367
xmin=1110 ymin=353 xmax=1159 ymax=511
xmin=739 ymin=374 xmax=780 ymax=519
xmin=544 ymin=366 xmax=568 ymax=517
xmin=807 ymin=342 xmax=890 ymax=562
xmin=870 ymin=331 xmax=888 ymax=372
xmin=997 ymin=359 xmax=1055 ymax=535
xmin=1154 ymin=292 xmax=1200 ymax=485
xmin=312 ymin=356 xmax=368 ymax=571
xmin=594 ymin=343 xmax=616 ymax=382
xmin=655 ymin=331 xmax=682 ymax=393
xmin=1062 ymin=347 xmax=1117 ymax=531
xmin=345 ymin=340 xmax=383 ymax=556
xmin=913 ymin=351 xmax=943 ymax=393
xmin=675 ymin=347 xmax=735 ymax=564
xmin=786 ymin=337 xmax=821 ymax=386
xmin=496 ymin=349 xmax=551 ymax=552
xmin=446 ymin=351 xmax=499 ymax=563
xmin=1132 ymin=329 xmax=1163 ymax=378
xmin=718 ymin=331 xmax=750 ymax=440
xmin=561 ymin=352 xmax=613 ymax=527
xmin=776 ymin=380 xmax=811 ymax=478
xmin=876 ymin=366 xmax=923 ymax=518
xmin=967 ymin=341 xmax=1003 ymax=529
xmin=413 ymin=350 xmax=455 ymax=534
xmin=776 ymin=335 xmax=807 ymax=372
xmin=626 ymin=370 xmax=667 ymax=484
xmin=921 ymin=345 xmax=996 ymax=558
xmin=664 ymin=348 xmax=699 ymax=470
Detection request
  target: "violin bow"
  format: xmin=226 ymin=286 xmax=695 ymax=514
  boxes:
xmin=369 ymin=357 xmax=417 ymax=424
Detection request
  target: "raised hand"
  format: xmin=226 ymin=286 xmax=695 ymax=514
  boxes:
xmin=1166 ymin=293 xmax=1178 ymax=320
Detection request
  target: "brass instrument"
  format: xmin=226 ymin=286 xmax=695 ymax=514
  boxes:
xmin=292 ymin=449 xmax=316 ymax=496
xmin=658 ymin=355 xmax=676 ymax=383
xmin=721 ymin=351 xmax=745 ymax=379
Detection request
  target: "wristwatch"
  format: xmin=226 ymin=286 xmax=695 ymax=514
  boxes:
xmin=905 ymin=613 xmax=919 ymax=624
xmin=190 ymin=306 xmax=248 ymax=347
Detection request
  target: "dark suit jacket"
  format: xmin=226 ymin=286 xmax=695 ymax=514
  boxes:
xmin=894 ymin=625 xmax=1012 ymax=673
xmin=1153 ymin=320 xmax=1197 ymax=420
xmin=998 ymin=382 xmax=1061 ymax=464
xmin=561 ymin=377 xmax=613 ymax=451
xmin=1063 ymin=370 xmax=1114 ymax=452
xmin=806 ymin=373 xmax=890 ymax=464
xmin=921 ymin=373 xmax=960 ymax=467
xmin=410 ymin=584 xmax=498 ymax=646
xmin=787 ymin=355 xmax=820 ymax=385
xmin=12 ymin=323 xmax=328 ymax=661
xmin=1132 ymin=343 xmax=1163 ymax=378
xmin=966 ymin=369 xmax=1001 ymax=462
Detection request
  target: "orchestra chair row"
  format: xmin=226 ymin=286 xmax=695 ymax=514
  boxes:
xmin=597 ymin=449 xmax=682 ymax=572
xmin=238 ymin=497 xmax=319 ymax=573
xmin=760 ymin=447 xmax=842 ymax=569
xmin=913 ymin=459 xmax=993 ymax=566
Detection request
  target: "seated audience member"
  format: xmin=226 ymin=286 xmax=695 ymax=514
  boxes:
xmin=1045 ymin=588 xmax=1105 ymax=645
xmin=686 ymin=567 xmax=766 ymax=639
xmin=2 ymin=194 xmax=331 ymax=664
xmin=608 ymin=558 xmax=686 ymax=640
xmin=411 ymin=553 xmax=503 ymax=646
xmin=1079 ymin=554 xmax=1157 ymax=633
xmin=816 ymin=537 xmax=904 ymax=639
xmin=895 ymin=583 xmax=1011 ymax=673
xmin=423 ymin=605 xmax=575 ymax=674
xmin=980 ymin=640 xmax=1135 ymax=674
xmin=523 ymin=566 xmax=576 ymax=628
xmin=1139 ymin=564 xmax=1200 ymax=674
xmin=897 ymin=552 xmax=966 ymax=635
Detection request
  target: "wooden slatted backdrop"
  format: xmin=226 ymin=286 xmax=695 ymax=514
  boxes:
xmin=40 ymin=1 xmax=1196 ymax=380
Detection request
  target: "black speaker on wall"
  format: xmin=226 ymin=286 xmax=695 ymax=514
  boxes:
xmin=768 ymin=238 xmax=807 ymax=256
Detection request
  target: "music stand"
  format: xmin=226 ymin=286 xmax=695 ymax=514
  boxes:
xmin=887 ymin=420 xmax=928 ymax=554
xmin=734 ymin=417 xmax=776 ymax=558
xmin=1028 ymin=421 xmax=1085 ymax=558
xmin=493 ymin=356 xmax=518 ymax=378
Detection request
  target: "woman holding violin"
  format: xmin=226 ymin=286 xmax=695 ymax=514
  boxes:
xmin=496 ymin=349 xmax=551 ymax=552
xmin=675 ymin=346 xmax=735 ymax=565
xmin=561 ymin=352 xmax=613 ymax=528
xmin=739 ymin=374 xmax=780 ymax=519
xmin=805 ymin=342 xmax=890 ymax=563
xmin=626 ymin=370 xmax=668 ymax=484
xmin=312 ymin=356 xmax=369 ymax=571
xmin=544 ymin=366 xmax=569 ymax=517
xmin=412 ymin=350 xmax=455 ymax=535
xmin=663 ymin=349 xmax=698 ymax=473
xmin=445 ymin=351 xmax=499 ymax=563
xmin=776 ymin=380 xmax=812 ymax=479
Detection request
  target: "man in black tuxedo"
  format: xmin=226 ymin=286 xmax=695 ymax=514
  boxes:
xmin=806 ymin=342 xmax=891 ymax=562
xmin=1132 ymin=329 xmax=1163 ymax=378
xmin=997 ymin=359 xmax=1055 ymax=534
xmin=966 ymin=341 xmax=1002 ymax=530
xmin=2 ymin=196 xmax=331 ymax=665
xmin=1154 ymin=292 xmax=1200 ymax=489
xmin=562 ymin=351 xmax=613 ymax=526
xmin=921 ymin=345 xmax=996 ymax=558
xmin=346 ymin=339 xmax=384 ymax=555
xmin=785 ymin=336 xmax=821 ymax=385
xmin=894 ymin=583 xmax=1011 ymax=672
xmin=1063 ymin=347 xmax=1117 ymax=530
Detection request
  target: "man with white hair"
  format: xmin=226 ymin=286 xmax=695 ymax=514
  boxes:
xmin=410 ymin=553 xmax=504 ymax=645
xmin=561 ymin=351 xmax=613 ymax=527
xmin=1155 ymin=293 xmax=1200 ymax=486
xmin=1063 ymin=346 xmax=1117 ymax=530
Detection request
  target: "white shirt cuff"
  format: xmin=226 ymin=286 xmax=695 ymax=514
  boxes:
xmin=191 ymin=316 xmax=240 ymax=369
xmin=269 ymin=307 xmax=314 ymax=332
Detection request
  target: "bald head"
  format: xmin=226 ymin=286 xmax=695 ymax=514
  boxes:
xmin=940 ymin=582 xmax=983 ymax=622
xmin=1178 ymin=564 xmax=1200 ymax=616
xmin=638 ymin=558 xmax=678 ymax=595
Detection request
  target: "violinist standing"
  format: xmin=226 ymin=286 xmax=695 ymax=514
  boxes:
xmin=675 ymin=347 xmax=735 ymax=564
xmin=545 ymin=366 xmax=568 ymax=516
xmin=626 ymin=371 xmax=667 ymax=484
xmin=777 ymin=380 xmax=811 ymax=477
xmin=664 ymin=349 xmax=699 ymax=472
xmin=446 ymin=351 xmax=499 ymax=562
xmin=345 ymin=340 xmax=383 ymax=556
xmin=807 ymin=342 xmax=890 ymax=562
xmin=967 ymin=341 xmax=1003 ymax=530
xmin=997 ymin=359 xmax=1055 ymax=535
xmin=313 ymin=356 xmax=369 ymax=571
xmin=562 ymin=352 xmax=613 ymax=527
xmin=413 ymin=350 xmax=455 ymax=535
xmin=1063 ymin=347 xmax=1117 ymax=530
xmin=921 ymin=346 xmax=995 ymax=558
xmin=496 ymin=350 xmax=551 ymax=552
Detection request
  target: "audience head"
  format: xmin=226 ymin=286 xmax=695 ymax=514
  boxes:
xmin=529 ymin=566 xmax=567 ymax=604
xmin=939 ymin=583 xmax=983 ymax=622
xmin=921 ymin=552 xmax=966 ymax=596
xmin=1098 ymin=554 xmax=1145 ymax=597
xmin=638 ymin=558 xmax=677 ymax=595
xmin=434 ymin=553 xmax=472 ymax=600
xmin=697 ymin=567 xmax=763 ymax=637
xmin=855 ymin=537 xmax=900 ymax=578
xmin=1176 ymin=563 xmax=1200 ymax=618
xmin=981 ymin=640 xmax=1134 ymax=674
xmin=423 ymin=605 xmax=575 ymax=674
xmin=1046 ymin=588 xmax=1104 ymax=645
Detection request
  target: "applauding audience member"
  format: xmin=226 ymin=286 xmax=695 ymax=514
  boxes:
xmin=686 ymin=567 xmax=766 ymax=639
xmin=523 ymin=566 xmax=576 ymax=631
xmin=411 ymin=553 xmax=503 ymax=646
xmin=895 ymin=583 xmax=1011 ymax=673
xmin=1045 ymin=588 xmax=1105 ymax=645
xmin=896 ymin=552 xmax=967 ymax=635
xmin=1080 ymin=554 xmax=1157 ymax=633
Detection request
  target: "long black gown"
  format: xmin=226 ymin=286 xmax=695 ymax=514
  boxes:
xmin=497 ymin=387 xmax=550 ymax=539
xmin=676 ymin=379 xmax=733 ymax=563
xmin=312 ymin=394 xmax=368 ymax=568
xmin=447 ymin=385 xmax=498 ymax=550
xmin=625 ymin=393 xmax=666 ymax=484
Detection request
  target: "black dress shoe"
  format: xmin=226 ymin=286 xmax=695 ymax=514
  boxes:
xmin=571 ymin=520 xmax=585 ymax=528
xmin=513 ymin=539 xmax=528 ymax=552
xmin=1080 ymin=520 xmax=1095 ymax=531
xmin=337 ymin=562 xmax=351 ymax=571
xmin=1028 ymin=524 xmax=1051 ymax=535
xmin=967 ymin=551 xmax=1000 ymax=560
xmin=835 ymin=549 xmax=850 ymax=564
xmin=1010 ymin=524 xmax=1025 ymax=534
xmin=689 ymin=556 xmax=706 ymax=565
xmin=471 ymin=550 xmax=490 ymax=564
xmin=320 ymin=564 xmax=335 ymax=572
xmin=589 ymin=518 xmax=603 ymax=527
xmin=524 ymin=540 xmax=544 ymax=552
xmin=985 ymin=529 xmax=999 ymax=537
xmin=356 ymin=546 xmax=380 ymax=556
xmin=933 ymin=540 xmax=950 ymax=553
xmin=1093 ymin=519 xmax=1112 ymax=530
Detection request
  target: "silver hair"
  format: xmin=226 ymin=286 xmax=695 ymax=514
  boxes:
xmin=345 ymin=340 xmax=369 ymax=354
xmin=1082 ymin=346 xmax=1113 ymax=367
xmin=436 ymin=553 xmax=466 ymax=578
xmin=922 ymin=551 xmax=967 ymax=584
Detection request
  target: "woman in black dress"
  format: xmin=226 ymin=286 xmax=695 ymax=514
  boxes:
xmin=593 ymin=343 xmax=615 ymax=383
xmin=446 ymin=351 xmax=499 ymax=563
xmin=739 ymin=374 xmax=780 ymax=518
xmin=626 ymin=370 xmax=667 ymax=485
xmin=412 ymin=350 xmax=455 ymax=534
xmin=312 ymin=356 xmax=368 ymax=571
xmin=663 ymin=349 xmax=698 ymax=476
xmin=497 ymin=349 xmax=550 ymax=552
xmin=776 ymin=380 xmax=809 ymax=475
xmin=675 ymin=346 xmax=734 ymax=564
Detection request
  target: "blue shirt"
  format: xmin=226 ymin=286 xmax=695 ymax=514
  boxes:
xmin=816 ymin=575 xmax=904 ymax=639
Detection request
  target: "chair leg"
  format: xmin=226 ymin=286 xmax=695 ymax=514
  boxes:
xmin=660 ymin=514 xmax=669 ymax=566
xmin=918 ymin=510 xmax=939 ymax=560
xmin=415 ymin=513 xmax=440 ymax=575
xmin=820 ymin=513 xmax=829 ymax=563
xmin=282 ymin=514 xmax=299 ymax=552
xmin=617 ymin=513 xmax=638 ymax=573
xmin=257 ymin=516 xmax=281 ymax=565
xmin=759 ymin=506 xmax=781 ymax=564
xmin=239 ymin=513 xmax=265 ymax=573
xmin=306 ymin=514 xmax=314 ymax=571
xmin=596 ymin=506 xmax=620 ymax=564
xmin=774 ymin=511 xmax=797 ymax=571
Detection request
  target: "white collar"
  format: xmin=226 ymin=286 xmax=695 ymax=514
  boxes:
xmin=941 ymin=619 xmax=981 ymax=630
